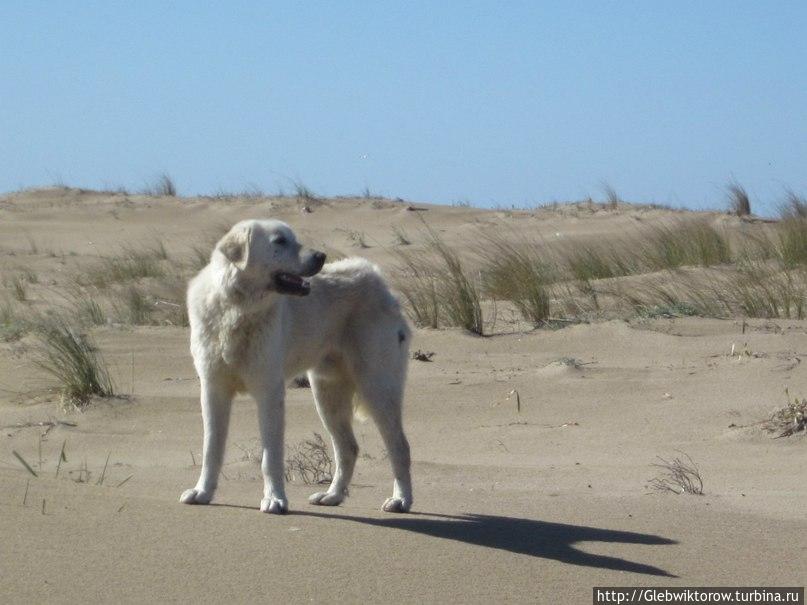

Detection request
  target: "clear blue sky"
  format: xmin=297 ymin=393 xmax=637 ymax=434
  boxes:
xmin=1 ymin=2 xmax=805 ymax=214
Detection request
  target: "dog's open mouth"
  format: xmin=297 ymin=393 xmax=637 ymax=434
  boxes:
xmin=273 ymin=272 xmax=311 ymax=296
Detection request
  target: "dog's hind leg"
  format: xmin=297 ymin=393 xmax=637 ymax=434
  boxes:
xmin=308 ymin=362 xmax=358 ymax=507
xmin=353 ymin=353 xmax=413 ymax=513
xmin=347 ymin=316 xmax=413 ymax=512
xmin=364 ymin=388 xmax=412 ymax=513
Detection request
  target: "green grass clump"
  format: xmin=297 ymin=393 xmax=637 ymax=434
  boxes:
xmin=117 ymin=286 xmax=153 ymax=324
xmin=564 ymin=244 xmax=640 ymax=281
xmin=635 ymin=263 xmax=807 ymax=321
xmin=34 ymin=314 xmax=114 ymax=408
xmin=0 ymin=299 xmax=28 ymax=342
xmin=395 ymin=225 xmax=484 ymax=334
xmin=637 ymin=302 xmax=700 ymax=319
xmin=10 ymin=275 xmax=27 ymax=301
xmin=479 ymin=232 xmax=553 ymax=324
xmin=394 ymin=251 xmax=441 ymax=329
xmin=21 ymin=268 xmax=39 ymax=284
xmin=73 ymin=293 xmax=107 ymax=326
xmin=731 ymin=263 xmax=807 ymax=319
xmin=86 ymin=248 xmax=166 ymax=287
xmin=778 ymin=190 xmax=807 ymax=219
xmin=775 ymin=218 xmax=807 ymax=269
xmin=640 ymin=220 xmax=731 ymax=270
xmin=565 ymin=246 xmax=619 ymax=281
xmin=426 ymin=230 xmax=484 ymax=334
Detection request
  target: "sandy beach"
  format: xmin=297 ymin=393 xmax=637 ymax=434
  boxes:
xmin=1 ymin=189 xmax=804 ymax=603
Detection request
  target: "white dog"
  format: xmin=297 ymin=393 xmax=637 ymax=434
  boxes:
xmin=179 ymin=219 xmax=413 ymax=514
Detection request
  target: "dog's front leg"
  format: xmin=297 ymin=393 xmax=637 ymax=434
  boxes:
xmin=180 ymin=375 xmax=234 ymax=505
xmin=254 ymin=380 xmax=288 ymax=514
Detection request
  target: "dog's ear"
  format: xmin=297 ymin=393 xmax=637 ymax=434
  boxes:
xmin=217 ymin=224 xmax=253 ymax=270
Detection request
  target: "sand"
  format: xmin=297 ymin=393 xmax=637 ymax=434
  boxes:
xmin=0 ymin=189 xmax=804 ymax=603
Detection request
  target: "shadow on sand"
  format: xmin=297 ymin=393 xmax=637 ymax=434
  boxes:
xmin=211 ymin=502 xmax=677 ymax=577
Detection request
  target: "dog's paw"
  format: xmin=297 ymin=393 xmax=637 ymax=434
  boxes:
xmin=260 ymin=496 xmax=288 ymax=514
xmin=179 ymin=488 xmax=213 ymax=505
xmin=308 ymin=491 xmax=345 ymax=506
xmin=382 ymin=497 xmax=411 ymax=513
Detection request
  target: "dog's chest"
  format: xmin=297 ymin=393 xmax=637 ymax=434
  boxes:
xmin=211 ymin=306 xmax=287 ymax=372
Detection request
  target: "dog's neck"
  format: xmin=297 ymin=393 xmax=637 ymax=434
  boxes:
xmin=213 ymin=268 xmax=285 ymax=366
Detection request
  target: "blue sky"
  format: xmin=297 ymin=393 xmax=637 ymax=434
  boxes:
xmin=1 ymin=2 xmax=805 ymax=214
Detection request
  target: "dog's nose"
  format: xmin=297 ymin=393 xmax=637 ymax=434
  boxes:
xmin=300 ymin=250 xmax=327 ymax=277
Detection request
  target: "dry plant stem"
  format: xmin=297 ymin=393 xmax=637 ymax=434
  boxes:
xmin=12 ymin=450 xmax=38 ymax=477
xmin=284 ymin=433 xmax=333 ymax=485
xmin=648 ymin=452 xmax=703 ymax=495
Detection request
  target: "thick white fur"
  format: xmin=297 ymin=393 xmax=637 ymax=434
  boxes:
xmin=179 ymin=219 xmax=413 ymax=514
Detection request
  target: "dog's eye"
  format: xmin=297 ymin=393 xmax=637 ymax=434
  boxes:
xmin=273 ymin=236 xmax=287 ymax=246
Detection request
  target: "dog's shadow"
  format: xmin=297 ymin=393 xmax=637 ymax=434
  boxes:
xmin=215 ymin=504 xmax=677 ymax=577
xmin=304 ymin=510 xmax=677 ymax=577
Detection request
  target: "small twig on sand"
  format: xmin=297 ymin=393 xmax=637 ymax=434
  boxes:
xmin=55 ymin=439 xmax=67 ymax=477
xmin=115 ymin=474 xmax=133 ymax=488
xmin=12 ymin=450 xmax=38 ymax=477
xmin=1 ymin=420 xmax=77 ymax=431
xmin=96 ymin=452 xmax=111 ymax=486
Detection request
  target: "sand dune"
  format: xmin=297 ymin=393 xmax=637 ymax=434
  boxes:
xmin=0 ymin=189 xmax=804 ymax=603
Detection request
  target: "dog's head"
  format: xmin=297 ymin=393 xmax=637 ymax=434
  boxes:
xmin=215 ymin=219 xmax=326 ymax=298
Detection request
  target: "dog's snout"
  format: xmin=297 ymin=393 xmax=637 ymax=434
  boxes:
xmin=300 ymin=250 xmax=327 ymax=277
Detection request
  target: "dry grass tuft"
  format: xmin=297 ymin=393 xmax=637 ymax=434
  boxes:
xmin=141 ymin=173 xmax=177 ymax=197
xmin=601 ymin=182 xmax=621 ymax=209
xmin=411 ymin=349 xmax=435 ymax=362
xmin=648 ymin=451 xmax=704 ymax=495
xmin=764 ymin=390 xmax=807 ymax=438
xmin=347 ymin=230 xmax=370 ymax=248
xmin=778 ymin=189 xmax=807 ymax=219
xmin=392 ymin=225 xmax=411 ymax=246
xmin=291 ymin=179 xmax=318 ymax=204
xmin=284 ymin=433 xmax=333 ymax=484
xmin=726 ymin=181 xmax=751 ymax=217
